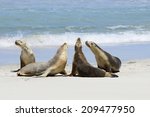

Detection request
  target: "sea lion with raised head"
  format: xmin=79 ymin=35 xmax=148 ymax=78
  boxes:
xmin=70 ymin=38 xmax=118 ymax=77
xmin=85 ymin=41 xmax=121 ymax=73
xmin=17 ymin=43 xmax=68 ymax=77
xmin=12 ymin=40 xmax=35 ymax=72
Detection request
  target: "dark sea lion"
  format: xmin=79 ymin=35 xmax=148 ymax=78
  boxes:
xmin=12 ymin=40 xmax=35 ymax=72
xmin=17 ymin=43 xmax=68 ymax=77
xmin=85 ymin=41 xmax=121 ymax=73
xmin=70 ymin=38 xmax=118 ymax=77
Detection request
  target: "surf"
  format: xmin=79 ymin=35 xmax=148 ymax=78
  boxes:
xmin=0 ymin=32 xmax=150 ymax=48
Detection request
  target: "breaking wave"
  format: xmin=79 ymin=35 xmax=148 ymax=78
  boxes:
xmin=0 ymin=32 xmax=150 ymax=48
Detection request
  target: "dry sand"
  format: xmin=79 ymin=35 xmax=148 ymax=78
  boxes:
xmin=0 ymin=59 xmax=150 ymax=100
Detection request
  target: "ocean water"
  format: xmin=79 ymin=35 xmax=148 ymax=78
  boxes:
xmin=0 ymin=0 xmax=150 ymax=65
xmin=0 ymin=0 xmax=150 ymax=48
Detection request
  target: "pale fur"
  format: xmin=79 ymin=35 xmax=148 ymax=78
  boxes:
xmin=41 ymin=44 xmax=67 ymax=77
xmin=91 ymin=46 xmax=109 ymax=65
xmin=13 ymin=40 xmax=35 ymax=72
xmin=17 ymin=43 xmax=68 ymax=77
xmin=85 ymin=41 xmax=121 ymax=73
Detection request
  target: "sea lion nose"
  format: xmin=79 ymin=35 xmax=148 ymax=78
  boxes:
xmin=85 ymin=41 xmax=88 ymax=45
xmin=15 ymin=40 xmax=19 ymax=45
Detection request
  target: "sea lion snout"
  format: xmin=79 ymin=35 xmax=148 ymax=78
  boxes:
xmin=85 ymin=41 xmax=90 ymax=47
xmin=75 ymin=38 xmax=82 ymax=51
xmin=63 ymin=42 xmax=67 ymax=45
xmin=15 ymin=40 xmax=20 ymax=45
xmin=77 ymin=37 xmax=81 ymax=42
xmin=64 ymin=42 xmax=68 ymax=46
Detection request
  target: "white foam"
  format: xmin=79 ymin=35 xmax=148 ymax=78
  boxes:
xmin=107 ymin=25 xmax=144 ymax=31
xmin=0 ymin=35 xmax=22 ymax=48
xmin=0 ymin=32 xmax=150 ymax=48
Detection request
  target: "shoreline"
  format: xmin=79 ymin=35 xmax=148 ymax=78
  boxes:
xmin=0 ymin=59 xmax=150 ymax=100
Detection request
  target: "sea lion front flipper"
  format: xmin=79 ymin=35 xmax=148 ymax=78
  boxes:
xmin=40 ymin=71 xmax=50 ymax=77
xmin=40 ymin=66 xmax=54 ymax=77
xmin=60 ymin=70 xmax=67 ymax=75
xmin=69 ymin=54 xmax=78 ymax=76
xmin=21 ymin=60 xmax=26 ymax=68
xmin=69 ymin=63 xmax=78 ymax=76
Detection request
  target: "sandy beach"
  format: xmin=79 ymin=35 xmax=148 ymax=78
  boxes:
xmin=0 ymin=59 xmax=150 ymax=100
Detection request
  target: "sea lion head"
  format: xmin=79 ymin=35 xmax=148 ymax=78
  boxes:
xmin=15 ymin=40 xmax=27 ymax=48
xmin=85 ymin=41 xmax=100 ymax=53
xmin=57 ymin=42 xmax=68 ymax=54
xmin=85 ymin=41 xmax=96 ymax=48
xmin=61 ymin=42 xmax=68 ymax=50
xmin=75 ymin=38 xmax=82 ymax=51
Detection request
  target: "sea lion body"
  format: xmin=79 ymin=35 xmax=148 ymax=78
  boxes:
xmin=70 ymin=38 xmax=118 ymax=77
xmin=85 ymin=41 xmax=121 ymax=73
xmin=14 ymin=40 xmax=35 ymax=72
xmin=17 ymin=43 xmax=68 ymax=77
xmin=17 ymin=62 xmax=49 ymax=76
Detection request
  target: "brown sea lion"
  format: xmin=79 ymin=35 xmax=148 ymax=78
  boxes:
xmin=70 ymin=38 xmax=118 ymax=77
xmin=12 ymin=40 xmax=35 ymax=72
xmin=85 ymin=41 xmax=121 ymax=73
xmin=17 ymin=43 xmax=68 ymax=77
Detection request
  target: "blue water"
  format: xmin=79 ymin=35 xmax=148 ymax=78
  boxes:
xmin=0 ymin=0 xmax=150 ymax=65
xmin=0 ymin=0 xmax=150 ymax=47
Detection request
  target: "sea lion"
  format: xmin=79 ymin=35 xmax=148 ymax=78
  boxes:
xmin=12 ymin=40 xmax=35 ymax=72
xmin=17 ymin=43 xmax=68 ymax=77
xmin=85 ymin=41 xmax=121 ymax=73
xmin=70 ymin=38 xmax=118 ymax=77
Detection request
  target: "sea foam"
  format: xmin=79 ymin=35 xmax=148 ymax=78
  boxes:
xmin=0 ymin=32 xmax=150 ymax=48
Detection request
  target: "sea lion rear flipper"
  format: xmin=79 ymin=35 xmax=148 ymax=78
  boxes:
xmin=69 ymin=56 xmax=78 ymax=76
xmin=111 ymin=73 xmax=118 ymax=78
xmin=112 ymin=70 xmax=120 ymax=73
xmin=11 ymin=69 xmax=20 ymax=72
